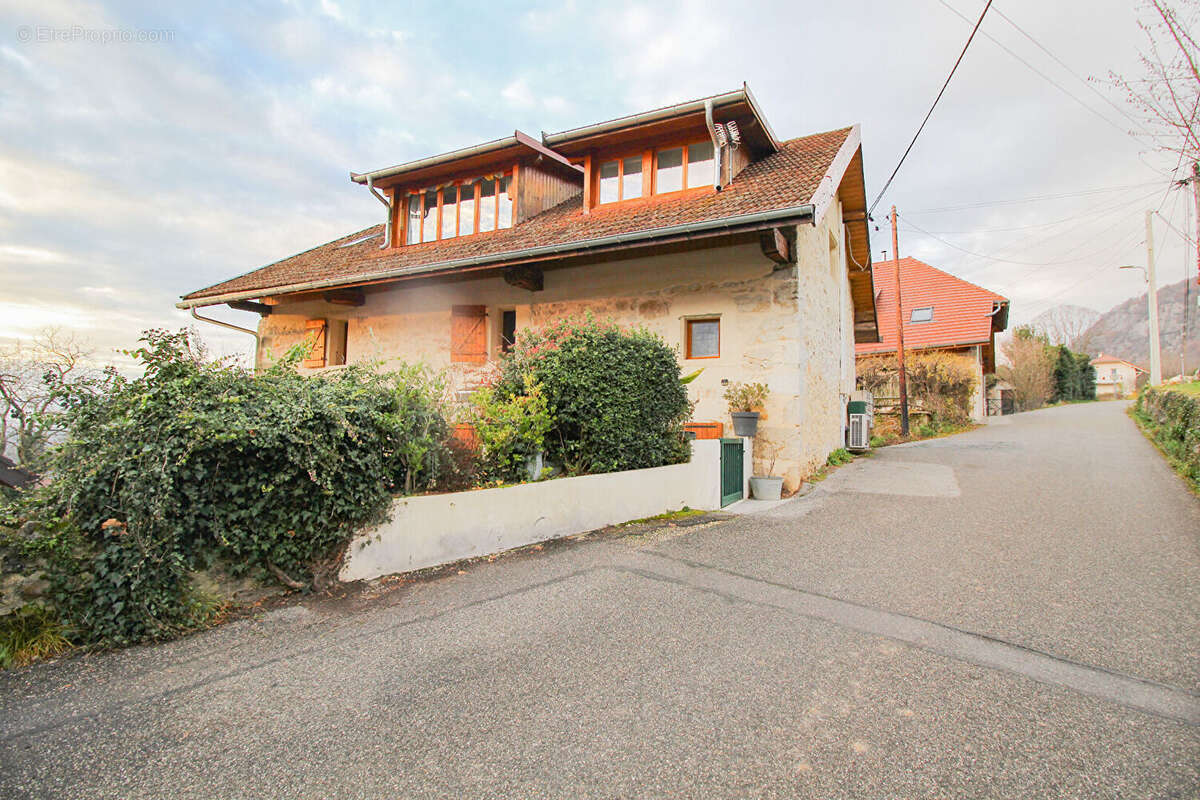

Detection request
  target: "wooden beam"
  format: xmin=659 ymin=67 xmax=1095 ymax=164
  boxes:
xmin=502 ymin=265 xmax=543 ymax=292
xmin=759 ymin=227 xmax=790 ymax=265
xmin=227 ymin=300 xmax=272 ymax=316
xmin=323 ymin=288 xmax=365 ymax=306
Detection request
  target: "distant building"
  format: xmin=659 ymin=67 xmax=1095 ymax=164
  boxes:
xmin=856 ymin=257 xmax=1009 ymax=421
xmin=1090 ymin=353 xmax=1146 ymax=399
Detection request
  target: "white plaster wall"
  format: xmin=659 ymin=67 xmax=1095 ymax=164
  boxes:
xmin=340 ymin=439 xmax=743 ymax=582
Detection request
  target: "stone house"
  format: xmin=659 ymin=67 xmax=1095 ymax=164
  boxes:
xmin=179 ymin=87 xmax=879 ymax=491
xmin=1090 ymin=353 xmax=1146 ymax=399
xmin=855 ymin=257 xmax=1009 ymax=421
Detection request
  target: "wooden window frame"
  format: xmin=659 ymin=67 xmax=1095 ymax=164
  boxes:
xmin=589 ymin=140 xmax=715 ymax=208
xmin=401 ymin=172 xmax=512 ymax=246
xmin=685 ymin=317 xmax=721 ymax=360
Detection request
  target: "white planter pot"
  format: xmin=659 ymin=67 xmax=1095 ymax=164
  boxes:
xmin=750 ymin=476 xmax=783 ymax=501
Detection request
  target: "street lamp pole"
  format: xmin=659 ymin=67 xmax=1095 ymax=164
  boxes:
xmin=1145 ymin=210 xmax=1162 ymax=385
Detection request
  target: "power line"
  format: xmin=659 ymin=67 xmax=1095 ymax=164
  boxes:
xmin=989 ymin=6 xmax=1161 ymax=142
xmin=903 ymin=186 xmax=1163 ymax=234
xmin=905 ymin=181 xmax=1162 ymax=214
xmin=868 ymin=0 xmax=993 ymax=216
xmin=937 ymin=0 xmax=1158 ymax=152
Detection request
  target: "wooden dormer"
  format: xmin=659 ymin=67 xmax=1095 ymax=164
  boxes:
xmin=351 ymin=131 xmax=583 ymax=249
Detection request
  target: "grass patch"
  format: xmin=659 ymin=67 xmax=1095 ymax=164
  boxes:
xmin=623 ymin=507 xmax=705 ymax=525
xmin=0 ymin=606 xmax=73 ymax=669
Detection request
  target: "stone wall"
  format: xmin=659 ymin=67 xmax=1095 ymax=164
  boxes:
xmin=258 ymin=208 xmax=856 ymax=489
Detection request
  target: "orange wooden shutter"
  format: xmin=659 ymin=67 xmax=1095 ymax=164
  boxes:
xmin=303 ymin=319 xmax=327 ymax=368
xmin=451 ymin=305 xmax=487 ymax=364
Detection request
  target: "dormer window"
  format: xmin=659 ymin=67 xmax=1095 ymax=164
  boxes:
xmin=594 ymin=141 xmax=716 ymax=207
xmin=598 ymin=156 xmax=646 ymax=204
xmin=403 ymin=174 xmax=514 ymax=245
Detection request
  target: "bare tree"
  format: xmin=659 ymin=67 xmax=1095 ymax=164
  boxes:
xmin=1107 ymin=0 xmax=1200 ymax=162
xmin=997 ymin=328 xmax=1056 ymax=411
xmin=0 ymin=329 xmax=92 ymax=470
xmin=1030 ymin=305 xmax=1101 ymax=350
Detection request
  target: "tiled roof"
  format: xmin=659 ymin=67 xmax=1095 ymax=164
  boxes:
xmin=1091 ymin=352 xmax=1146 ymax=371
xmin=856 ymin=257 xmax=1008 ymax=356
xmin=182 ymin=127 xmax=854 ymax=303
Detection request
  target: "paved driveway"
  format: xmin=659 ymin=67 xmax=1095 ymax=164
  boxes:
xmin=1 ymin=401 xmax=1197 ymax=798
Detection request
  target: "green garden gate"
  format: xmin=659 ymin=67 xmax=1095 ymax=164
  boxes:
xmin=720 ymin=438 xmax=744 ymax=507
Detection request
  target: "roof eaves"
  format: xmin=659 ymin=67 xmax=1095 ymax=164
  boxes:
xmin=349 ymin=129 xmax=580 ymax=186
xmin=178 ymin=202 xmax=816 ymax=309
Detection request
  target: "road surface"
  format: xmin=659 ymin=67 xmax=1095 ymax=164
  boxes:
xmin=1 ymin=400 xmax=1197 ymax=798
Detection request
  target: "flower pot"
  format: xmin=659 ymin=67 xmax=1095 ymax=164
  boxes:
xmin=730 ymin=411 xmax=760 ymax=437
xmin=750 ymin=476 xmax=783 ymax=501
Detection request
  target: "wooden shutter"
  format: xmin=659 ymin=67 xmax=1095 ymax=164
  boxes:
xmin=451 ymin=305 xmax=487 ymax=364
xmin=303 ymin=319 xmax=327 ymax=368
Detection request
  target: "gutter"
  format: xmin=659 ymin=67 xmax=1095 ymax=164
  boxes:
xmin=189 ymin=307 xmax=260 ymax=356
xmin=350 ymin=130 xmax=580 ymax=186
xmin=178 ymin=203 xmax=815 ymax=309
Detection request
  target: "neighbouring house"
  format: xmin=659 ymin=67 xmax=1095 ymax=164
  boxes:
xmin=179 ymin=86 xmax=879 ymax=491
xmin=1090 ymin=352 xmax=1146 ymax=399
xmin=855 ymin=257 xmax=1009 ymax=421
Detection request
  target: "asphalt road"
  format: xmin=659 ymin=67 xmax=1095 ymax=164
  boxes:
xmin=1 ymin=401 xmax=1197 ymax=798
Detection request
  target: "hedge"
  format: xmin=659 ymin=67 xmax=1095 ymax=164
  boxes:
xmin=1134 ymin=385 xmax=1200 ymax=490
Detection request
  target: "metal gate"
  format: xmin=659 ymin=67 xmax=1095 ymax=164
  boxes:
xmin=720 ymin=438 xmax=744 ymax=507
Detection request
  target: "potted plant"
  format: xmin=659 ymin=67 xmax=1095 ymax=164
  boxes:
xmin=750 ymin=438 xmax=784 ymax=501
xmin=724 ymin=381 xmax=769 ymax=437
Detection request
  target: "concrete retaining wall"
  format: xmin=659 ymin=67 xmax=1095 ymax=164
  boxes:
xmin=339 ymin=439 xmax=750 ymax=582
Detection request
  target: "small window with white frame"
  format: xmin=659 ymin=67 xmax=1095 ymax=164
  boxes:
xmin=909 ymin=307 xmax=934 ymax=323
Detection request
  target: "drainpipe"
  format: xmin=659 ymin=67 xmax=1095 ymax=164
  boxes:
xmin=190 ymin=307 xmax=261 ymax=364
xmin=366 ymin=175 xmax=392 ymax=249
xmin=704 ymin=99 xmax=723 ymax=191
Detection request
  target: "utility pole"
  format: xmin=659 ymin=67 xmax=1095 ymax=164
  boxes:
xmin=891 ymin=206 xmax=910 ymax=436
xmin=1146 ymin=210 xmax=1163 ymax=386
xmin=1193 ymin=161 xmax=1200 ymax=286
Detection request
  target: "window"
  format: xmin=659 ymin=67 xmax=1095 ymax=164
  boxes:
xmin=457 ymin=181 xmax=475 ymax=237
xmin=451 ymin=305 xmax=487 ymax=364
xmin=686 ymin=318 xmax=720 ymax=359
xmin=621 ymin=156 xmax=643 ymax=199
xmin=598 ymin=160 xmax=619 ymax=204
xmin=478 ymin=179 xmax=496 ymax=233
xmin=500 ymin=309 xmax=517 ymax=353
xmin=686 ymin=141 xmax=714 ymax=189
xmin=910 ymin=307 xmax=934 ymax=323
xmin=656 ymin=147 xmax=684 ymax=194
xmin=402 ymin=173 xmax=513 ymax=245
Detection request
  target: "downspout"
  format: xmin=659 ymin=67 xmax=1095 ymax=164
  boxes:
xmin=190 ymin=307 xmax=261 ymax=364
xmin=704 ymin=99 xmax=723 ymax=191
xmin=366 ymin=175 xmax=392 ymax=249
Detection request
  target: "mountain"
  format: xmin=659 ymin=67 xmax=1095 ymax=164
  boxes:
xmin=1029 ymin=304 xmax=1101 ymax=347
xmin=1077 ymin=277 xmax=1200 ymax=376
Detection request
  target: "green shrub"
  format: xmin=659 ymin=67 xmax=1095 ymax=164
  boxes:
xmin=494 ymin=316 xmax=690 ymax=474
xmin=9 ymin=329 xmax=454 ymax=645
xmin=0 ymin=605 xmax=72 ymax=669
xmin=1135 ymin=386 xmax=1200 ymax=490
xmin=724 ymin=382 xmax=769 ymax=413
xmin=826 ymin=448 xmax=853 ymax=466
xmin=467 ymin=378 xmax=552 ymax=483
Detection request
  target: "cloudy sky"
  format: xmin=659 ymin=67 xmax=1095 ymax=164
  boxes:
xmin=0 ymin=0 xmax=1194 ymax=365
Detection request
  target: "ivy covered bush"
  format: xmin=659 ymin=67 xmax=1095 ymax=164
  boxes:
xmin=492 ymin=316 xmax=691 ymax=474
xmin=1134 ymin=385 xmax=1200 ymax=490
xmin=7 ymin=329 xmax=453 ymax=645
xmin=466 ymin=379 xmax=552 ymax=483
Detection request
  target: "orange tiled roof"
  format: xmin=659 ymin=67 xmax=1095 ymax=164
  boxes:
xmin=856 ymin=257 xmax=1008 ymax=356
xmin=182 ymin=128 xmax=855 ymax=303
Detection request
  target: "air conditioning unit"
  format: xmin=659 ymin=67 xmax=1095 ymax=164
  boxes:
xmin=847 ymin=413 xmax=870 ymax=451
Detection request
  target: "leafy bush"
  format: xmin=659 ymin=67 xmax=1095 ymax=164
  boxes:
xmin=493 ymin=316 xmax=690 ymax=474
xmin=9 ymin=329 xmax=454 ymax=645
xmin=1134 ymin=385 xmax=1200 ymax=490
xmin=467 ymin=379 xmax=552 ymax=483
xmin=826 ymin=448 xmax=853 ymax=466
xmin=724 ymin=382 xmax=769 ymax=413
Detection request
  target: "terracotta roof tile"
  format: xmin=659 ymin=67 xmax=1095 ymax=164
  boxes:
xmin=856 ymin=257 xmax=1008 ymax=355
xmin=182 ymin=128 xmax=854 ymax=302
